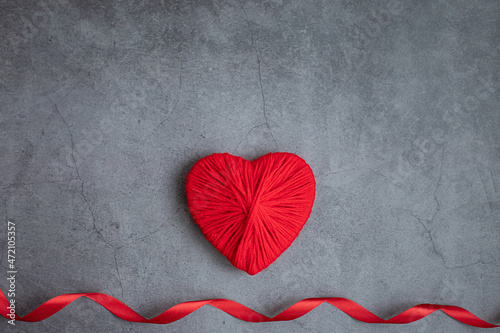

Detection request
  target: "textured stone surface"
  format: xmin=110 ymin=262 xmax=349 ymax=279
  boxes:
xmin=0 ymin=0 xmax=499 ymax=331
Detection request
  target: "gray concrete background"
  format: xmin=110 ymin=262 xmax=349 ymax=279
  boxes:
xmin=1 ymin=0 xmax=499 ymax=332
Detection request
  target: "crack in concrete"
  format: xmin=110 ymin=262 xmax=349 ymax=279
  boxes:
xmin=430 ymin=145 xmax=445 ymax=224
xmin=412 ymin=212 xmax=450 ymax=268
xmin=411 ymin=146 xmax=447 ymax=266
xmin=410 ymin=139 xmax=447 ymax=220
xmin=411 ymin=211 xmax=498 ymax=269
xmin=142 ymin=56 xmax=183 ymax=144
xmin=409 ymin=148 xmax=446 ymax=266
xmin=106 ymin=208 xmax=182 ymax=301
xmin=473 ymin=156 xmax=499 ymax=206
xmin=240 ymin=1 xmax=278 ymax=150
xmin=450 ymin=259 xmax=500 ymax=269
xmin=113 ymin=249 xmax=124 ymax=300
xmin=413 ymin=141 xmax=497 ymax=270
xmin=473 ymin=158 xmax=491 ymax=202
xmin=409 ymin=143 xmax=446 ymax=269
xmin=234 ymin=123 xmax=265 ymax=151
xmin=53 ymin=103 xmax=113 ymax=248
xmin=128 ymin=207 xmax=181 ymax=245
xmin=53 ymin=104 xmax=94 ymax=224
xmin=3 ymin=178 xmax=79 ymax=189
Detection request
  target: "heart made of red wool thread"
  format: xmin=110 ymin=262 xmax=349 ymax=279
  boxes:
xmin=186 ymin=152 xmax=316 ymax=275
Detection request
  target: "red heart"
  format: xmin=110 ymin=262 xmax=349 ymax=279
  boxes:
xmin=186 ymin=152 xmax=316 ymax=275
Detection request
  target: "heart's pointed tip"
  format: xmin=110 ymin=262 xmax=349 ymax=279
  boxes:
xmin=245 ymin=269 xmax=263 ymax=276
xmin=233 ymin=260 xmax=265 ymax=275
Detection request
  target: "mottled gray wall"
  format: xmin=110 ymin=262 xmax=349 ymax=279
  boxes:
xmin=0 ymin=0 xmax=499 ymax=332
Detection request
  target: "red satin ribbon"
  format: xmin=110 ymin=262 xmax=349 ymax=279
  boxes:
xmin=1 ymin=291 xmax=498 ymax=328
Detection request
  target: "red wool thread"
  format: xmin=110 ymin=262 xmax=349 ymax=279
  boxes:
xmin=186 ymin=152 xmax=316 ymax=275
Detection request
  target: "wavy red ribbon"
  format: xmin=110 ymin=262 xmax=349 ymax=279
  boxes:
xmin=0 ymin=291 xmax=498 ymax=328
